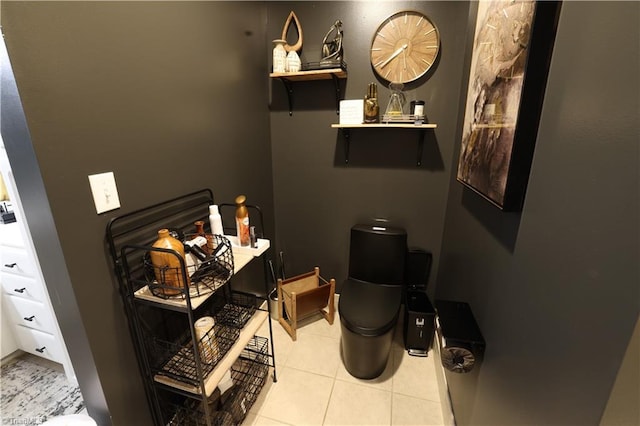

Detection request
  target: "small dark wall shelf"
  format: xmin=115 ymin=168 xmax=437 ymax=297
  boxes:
xmin=331 ymin=123 xmax=438 ymax=166
xmin=270 ymin=69 xmax=347 ymax=116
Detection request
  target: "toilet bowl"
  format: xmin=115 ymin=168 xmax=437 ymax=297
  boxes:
xmin=41 ymin=414 xmax=97 ymax=426
xmin=339 ymin=224 xmax=407 ymax=379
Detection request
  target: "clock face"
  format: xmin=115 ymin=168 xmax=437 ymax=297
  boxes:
xmin=370 ymin=11 xmax=440 ymax=84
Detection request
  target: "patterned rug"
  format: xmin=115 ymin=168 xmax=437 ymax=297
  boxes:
xmin=1 ymin=356 xmax=85 ymax=424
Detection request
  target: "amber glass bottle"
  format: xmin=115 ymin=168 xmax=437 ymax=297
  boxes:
xmin=235 ymin=195 xmax=250 ymax=247
xmin=194 ymin=220 xmax=213 ymax=254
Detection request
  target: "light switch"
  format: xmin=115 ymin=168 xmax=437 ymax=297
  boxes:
xmin=88 ymin=172 xmax=121 ymax=214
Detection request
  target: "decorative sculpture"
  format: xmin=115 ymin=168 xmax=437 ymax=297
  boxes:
xmin=321 ymin=20 xmax=343 ymax=64
xmin=281 ymin=11 xmax=303 ymax=53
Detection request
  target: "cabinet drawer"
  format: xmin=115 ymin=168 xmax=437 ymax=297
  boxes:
xmin=0 ymin=222 xmax=25 ymax=248
xmin=0 ymin=273 xmax=45 ymax=302
xmin=1 ymin=246 xmax=36 ymax=277
xmin=12 ymin=325 xmax=63 ymax=363
xmin=2 ymin=295 xmax=56 ymax=334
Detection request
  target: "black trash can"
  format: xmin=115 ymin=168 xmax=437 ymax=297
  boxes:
xmin=403 ymin=291 xmax=436 ymax=356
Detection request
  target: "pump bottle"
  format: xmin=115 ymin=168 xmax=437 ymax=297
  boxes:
xmin=208 ymin=205 xmax=224 ymax=235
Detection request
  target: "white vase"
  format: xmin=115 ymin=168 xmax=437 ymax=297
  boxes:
xmin=286 ymin=50 xmax=301 ymax=73
xmin=272 ymin=39 xmax=287 ymax=73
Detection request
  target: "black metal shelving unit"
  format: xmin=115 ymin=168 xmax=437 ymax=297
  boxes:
xmin=107 ymin=189 xmax=277 ymax=425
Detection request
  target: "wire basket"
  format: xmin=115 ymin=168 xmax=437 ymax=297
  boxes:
xmin=164 ymin=398 xmax=234 ymax=426
xmin=143 ymin=234 xmax=234 ymax=299
xmin=161 ymin=336 xmax=269 ymax=426
xmin=221 ymin=336 xmax=270 ymax=424
xmin=150 ymin=323 xmax=239 ymax=387
xmin=215 ymin=292 xmax=257 ymax=329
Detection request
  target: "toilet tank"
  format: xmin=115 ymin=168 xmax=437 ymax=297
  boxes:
xmin=349 ymin=224 xmax=407 ymax=285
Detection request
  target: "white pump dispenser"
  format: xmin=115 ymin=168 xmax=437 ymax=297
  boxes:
xmin=209 ymin=205 xmax=224 ymax=235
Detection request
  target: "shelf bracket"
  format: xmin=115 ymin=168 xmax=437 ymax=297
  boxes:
xmin=335 ymin=126 xmax=432 ymax=166
xmin=341 ymin=129 xmax=351 ymax=164
xmin=417 ymin=129 xmax=426 ymax=167
xmin=331 ymin=73 xmax=341 ymax=115
xmin=279 ymin=78 xmax=294 ymax=116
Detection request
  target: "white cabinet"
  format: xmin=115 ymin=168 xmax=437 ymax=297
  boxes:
xmin=0 ymin=223 xmax=70 ymax=366
xmin=0 ymin=145 xmax=75 ymax=382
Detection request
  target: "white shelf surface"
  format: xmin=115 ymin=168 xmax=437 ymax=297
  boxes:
xmin=133 ymin=239 xmax=270 ymax=310
xmin=225 ymin=236 xmax=270 ymax=258
xmin=153 ymin=309 xmax=269 ymax=396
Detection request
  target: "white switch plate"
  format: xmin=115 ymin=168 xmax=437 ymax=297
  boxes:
xmin=88 ymin=171 xmax=121 ymax=214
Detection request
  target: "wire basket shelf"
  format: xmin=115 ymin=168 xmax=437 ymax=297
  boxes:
xmin=215 ymin=292 xmax=257 ymax=329
xmin=162 ymin=336 xmax=270 ymax=426
xmin=138 ymin=234 xmax=234 ymax=300
xmin=151 ymin=322 xmax=239 ymax=388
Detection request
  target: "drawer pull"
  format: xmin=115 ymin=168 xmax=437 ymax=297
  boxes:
xmin=24 ymin=315 xmax=35 ymax=321
xmin=14 ymin=288 xmax=26 ymax=294
xmin=4 ymin=263 xmax=17 ymax=268
xmin=35 ymin=346 xmax=46 ymax=353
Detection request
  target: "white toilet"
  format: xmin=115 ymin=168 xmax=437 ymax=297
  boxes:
xmin=41 ymin=414 xmax=97 ymax=426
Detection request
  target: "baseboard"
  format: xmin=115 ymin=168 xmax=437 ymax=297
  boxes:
xmin=0 ymin=349 xmax=24 ymax=366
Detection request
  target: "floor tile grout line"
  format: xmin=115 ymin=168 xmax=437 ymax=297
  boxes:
xmin=283 ymin=363 xmax=339 ymax=380
xmin=321 ymin=373 xmax=338 ymax=425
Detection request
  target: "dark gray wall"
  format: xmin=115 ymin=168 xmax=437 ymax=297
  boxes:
xmin=267 ymin=1 xmax=469 ymax=292
xmin=436 ymin=2 xmax=639 ymax=425
xmin=1 ymin=2 xmax=273 ymax=424
xmin=3 ymin=1 xmax=637 ymax=425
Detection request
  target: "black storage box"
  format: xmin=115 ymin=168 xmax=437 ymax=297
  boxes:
xmin=403 ymin=291 xmax=436 ymax=356
xmin=435 ymin=300 xmax=485 ymax=373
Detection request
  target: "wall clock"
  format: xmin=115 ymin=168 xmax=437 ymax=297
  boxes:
xmin=370 ymin=11 xmax=440 ymax=84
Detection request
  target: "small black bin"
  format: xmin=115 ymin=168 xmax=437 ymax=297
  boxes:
xmin=403 ymin=291 xmax=436 ymax=356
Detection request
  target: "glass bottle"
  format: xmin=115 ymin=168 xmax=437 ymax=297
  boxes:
xmin=193 ymin=220 xmax=211 ymax=255
xmin=364 ymin=82 xmax=379 ymax=123
xmin=235 ymin=195 xmax=250 ymax=247
xmin=150 ymin=228 xmax=189 ymax=296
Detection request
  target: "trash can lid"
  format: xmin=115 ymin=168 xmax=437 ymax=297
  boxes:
xmin=339 ymin=278 xmax=402 ymax=336
xmin=406 ymin=291 xmax=434 ymax=312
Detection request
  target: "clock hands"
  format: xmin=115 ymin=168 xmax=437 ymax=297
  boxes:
xmin=379 ymin=43 xmax=408 ymax=69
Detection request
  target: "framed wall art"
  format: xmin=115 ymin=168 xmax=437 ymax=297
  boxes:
xmin=456 ymin=0 xmax=562 ymax=211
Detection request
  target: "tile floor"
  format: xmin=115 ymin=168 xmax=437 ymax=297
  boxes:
xmin=246 ymin=299 xmax=445 ymax=425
